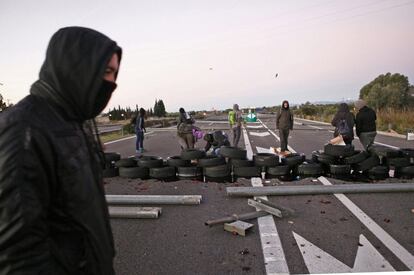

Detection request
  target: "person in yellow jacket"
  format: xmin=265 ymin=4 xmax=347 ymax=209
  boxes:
xmin=228 ymin=104 xmax=243 ymax=147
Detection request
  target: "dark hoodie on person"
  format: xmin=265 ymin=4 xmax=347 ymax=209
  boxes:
xmin=331 ymin=103 xmax=355 ymax=139
xmin=0 ymin=27 xmax=121 ymax=275
xmin=276 ymin=100 xmax=294 ymax=130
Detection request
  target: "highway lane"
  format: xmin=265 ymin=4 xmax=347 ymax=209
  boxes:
xmin=104 ymin=117 xmax=413 ymax=274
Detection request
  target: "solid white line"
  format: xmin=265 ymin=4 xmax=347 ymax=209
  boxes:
xmin=104 ymin=135 xmax=135 ymax=145
xmin=243 ymin=126 xmax=289 ymax=274
xmin=258 ymin=119 xmax=297 ymax=154
xmin=318 ymin=176 xmax=414 ymax=270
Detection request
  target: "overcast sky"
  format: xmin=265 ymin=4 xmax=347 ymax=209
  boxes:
xmin=1 ymin=0 xmax=413 ymax=112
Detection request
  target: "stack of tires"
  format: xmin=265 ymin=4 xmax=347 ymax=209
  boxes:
xmin=103 ymin=152 xmax=121 ymax=178
xmin=312 ymin=144 xmax=356 ymax=179
xmin=222 ymin=146 xmax=259 ymax=180
xmin=370 ymin=145 xmax=414 ymax=180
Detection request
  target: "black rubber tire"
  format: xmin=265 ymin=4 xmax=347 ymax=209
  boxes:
xmin=198 ymin=156 xmax=226 ymax=167
xmin=311 ymin=150 xmax=323 ymax=162
xmin=329 ymin=164 xmax=351 ymax=175
xmin=105 ymin=152 xmax=121 ymax=163
xmin=149 ymin=166 xmax=177 ymax=180
xmin=203 ymin=165 xmax=231 ymax=178
xmin=115 ymin=158 xmax=137 ymax=168
xmin=324 ymin=144 xmax=355 ymax=157
xmin=220 ymin=146 xmax=247 ymax=159
xmin=297 ymin=163 xmax=324 ymax=177
xmin=401 ymin=148 xmax=414 ymax=157
xmin=177 ymin=166 xmax=203 ymax=179
xmin=181 ymin=149 xmax=206 ymax=160
xmin=119 ymin=167 xmax=149 ymax=179
xmin=282 ymin=154 xmax=305 ymax=167
xmin=103 ymin=167 xmax=119 ymax=178
xmin=233 ymin=166 xmax=262 ymax=178
xmin=166 ymin=156 xmax=191 ymax=167
xmin=354 ymin=155 xmax=380 ymax=172
xmin=137 ymin=156 xmax=164 ymax=168
xmin=316 ymin=153 xmax=337 ymax=165
xmin=368 ymin=145 xmax=402 ymax=158
xmin=267 ymin=165 xmax=291 ymax=176
xmin=394 ymin=166 xmax=414 ymax=179
xmin=254 ymin=153 xmax=279 ymax=167
xmin=344 ymin=151 xmax=369 ymax=164
xmin=367 ymin=166 xmax=389 ymax=180
xmin=385 ymin=157 xmax=411 ymax=168
xmin=228 ymin=159 xmax=254 ymax=168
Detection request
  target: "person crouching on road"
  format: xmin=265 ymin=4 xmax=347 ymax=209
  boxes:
xmin=331 ymin=103 xmax=355 ymax=146
xmin=135 ymin=108 xmax=146 ymax=153
xmin=204 ymin=130 xmax=230 ymax=156
xmin=355 ymin=99 xmax=377 ymax=150
xmin=228 ymin=104 xmax=243 ymax=147
xmin=276 ymin=100 xmax=294 ymax=153
xmin=177 ymin=107 xmax=195 ymax=150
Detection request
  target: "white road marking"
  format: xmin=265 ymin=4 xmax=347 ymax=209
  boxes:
xmin=258 ymin=119 xmax=297 ymax=153
xmin=104 ymin=135 xmax=136 ymax=145
xmin=294 ymin=232 xmax=394 ymax=273
xmin=318 ymin=176 xmax=414 ymax=270
xmin=242 ymin=126 xmax=289 ymax=274
xmin=247 ymin=125 xmax=264 ymax=129
xmin=256 ymin=146 xmax=271 ymax=154
xmin=250 ymin=131 xmax=270 ymax=137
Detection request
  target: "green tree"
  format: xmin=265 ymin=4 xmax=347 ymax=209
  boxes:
xmin=157 ymin=99 xmax=166 ymax=117
xmin=359 ymin=73 xmax=411 ymax=110
xmin=0 ymin=94 xmax=7 ymax=112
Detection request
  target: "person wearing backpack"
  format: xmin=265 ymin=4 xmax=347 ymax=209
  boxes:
xmin=177 ymin=107 xmax=195 ymax=150
xmin=355 ymin=99 xmax=377 ymax=150
xmin=331 ymin=103 xmax=355 ymax=146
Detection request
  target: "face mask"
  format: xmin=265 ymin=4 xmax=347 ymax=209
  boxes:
xmin=91 ymin=80 xmax=117 ymax=118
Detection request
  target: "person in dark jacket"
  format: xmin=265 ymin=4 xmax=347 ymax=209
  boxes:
xmin=135 ymin=108 xmax=147 ymax=153
xmin=177 ymin=107 xmax=195 ymax=150
xmin=276 ymin=100 xmax=294 ymax=153
xmin=355 ymin=99 xmax=377 ymax=150
xmin=204 ymin=130 xmax=230 ymax=156
xmin=331 ymin=103 xmax=355 ymax=145
xmin=0 ymin=27 xmax=121 ymax=274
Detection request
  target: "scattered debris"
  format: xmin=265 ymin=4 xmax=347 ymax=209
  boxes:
xmin=319 ymin=199 xmax=331 ymax=204
xmin=339 ymin=217 xmax=348 ymax=222
xmin=358 ymin=242 xmax=364 ymax=247
xmin=242 ymin=266 xmax=251 ymax=271
xmin=205 ymin=211 xmax=268 ymax=227
xmin=248 ymin=198 xmax=282 ymax=218
xmin=383 ymin=218 xmax=391 ymax=223
xmin=224 ymin=221 xmax=254 ymax=236
xmin=239 ymin=248 xmax=250 ymax=255
xmin=109 ymin=207 xmax=161 ymax=219
xmin=288 ymin=221 xmax=294 ymax=224
xmin=320 ymin=211 xmax=326 ymax=214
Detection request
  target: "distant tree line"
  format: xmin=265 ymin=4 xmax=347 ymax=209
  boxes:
xmin=153 ymin=99 xmax=166 ymax=117
xmin=106 ymin=99 xmax=167 ymax=121
xmin=0 ymin=94 xmax=12 ymax=112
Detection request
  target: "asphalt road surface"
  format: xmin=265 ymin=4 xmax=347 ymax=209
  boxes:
xmin=104 ymin=114 xmax=414 ymax=275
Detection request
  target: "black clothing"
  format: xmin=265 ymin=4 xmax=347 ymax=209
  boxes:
xmin=276 ymin=101 xmax=293 ymax=130
xmin=0 ymin=27 xmax=121 ymax=275
xmin=279 ymin=129 xmax=290 ymax=151
xmin=331 ymin=103 xmax=355 ymax=140
xmin=204 ymin=131 xmax=230 ymax=152
xmin=355 ymin=106 xmax=377 ymax=136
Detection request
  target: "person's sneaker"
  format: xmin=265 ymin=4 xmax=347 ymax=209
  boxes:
xmin=140 ymin=148 xmax=144 ymax=153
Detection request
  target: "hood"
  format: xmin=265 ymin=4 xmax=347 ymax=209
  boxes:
xmin=338 ymin=103 xmax=350 ymax=113
xmin=233 ymin=104 xmax=239 ymax=111
xmin=354 ymin=99 xmax=367 ymax=111
xmin=30 ymin=26 xmax=122 ymax=121
xmin=282 ymin=100 xmax=289 ymax=110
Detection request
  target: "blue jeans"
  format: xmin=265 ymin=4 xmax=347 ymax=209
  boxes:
xmin=136 ymin=130 xmax=144 ymax=151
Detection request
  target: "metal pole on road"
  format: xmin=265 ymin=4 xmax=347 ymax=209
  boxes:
xmin=227 ymin=183 xmax=414 ymax=197
xmin=109 ymin=206 xmax=161 ymax=219
xmin=106 ymin=195 xmax=203 ymax=205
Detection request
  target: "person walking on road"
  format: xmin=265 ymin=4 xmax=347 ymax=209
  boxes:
xmin=204 ymin=130 xmax=230 ymax=156
xmin=331 ymin=103 xmax=355 ymax=146
xmin=0 ymin=27 xmax=121 ymax=274
xmin=135 ymin=108 xmax=146 ymax=153
xmin=276 ymin=100 xmax=294 ymax=153
xmin=177 ymin=107 xmax=195 ymax=150
xmin=228 ymin=104 xmax=243 ymax=147
xmin=355 ymin=99 xmax=377 ymax=150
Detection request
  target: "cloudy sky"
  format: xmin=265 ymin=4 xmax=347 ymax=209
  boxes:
xmin=1 ymin=0 xmax=413 ymax=112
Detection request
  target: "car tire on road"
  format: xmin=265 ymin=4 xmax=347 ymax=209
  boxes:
xmin=198 ymin=156 xmax=226 ymax=167
xmin=282 ymin=154 xmax=305 ymax=167
xmin=394 ymin=166 xmax=414 ymax=179
xmin=385 ymin=157 xmax=411 ymax=168
xmin=119 ymin=167 xmax=149 ymax=179
xmin=137 ymin=156 xmax=164 ymax=168
xmin=220 ymin=146 xmax=247 ymax=159
xmin=297 ymin=163 xmax=324 ymax=177
xmin=315 ymin=153 xmax=337 ymax=165
xmin=203 ymin=165 xmax=231 ymax=178
xmin=103 ymin=167 xmax=119 ymax=178
xmin=267 ymin=165 xmax=291 ymax=176
xmin=105 ymin=152 xmax=121 ymax=163
xmin=228 ymin=159 xmax=254 ymax=168
xmin=329 ymin=164 xmax=351 ymax=175
xmin=324 ymin=144 xmax=355 ymax=157
xmin=368 ymin=145 xmax=402 ymax=158
xmin=177 ymin=166 xmax=203 ymax=179
xmin=233 ymin=166 xmax=262 ymax=178
xmin=181 ymin=149 xmax=206 ymax=160
xmin=254 ymin=153 xmax=279 ymax=167
xmin=149 ymin=166 xmax=177 ymax=180
xmin=344 ymin=150 xmax=369 ymax=164
xmin=115 ymin=158 xmax=137 ymax=168
xmin=367 ymin=166 xmax=389 ymax=180
xmin=166 ymin=156 xmax=191 ymax=167
xmin=354 ymin=155 xmax=380 ymax=172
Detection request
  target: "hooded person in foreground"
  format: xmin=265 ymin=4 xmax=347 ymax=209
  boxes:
xmin=276 ymin=100 xmax=294 ymax=153
xmin=0 ymin=27 xmax=122 ymax=274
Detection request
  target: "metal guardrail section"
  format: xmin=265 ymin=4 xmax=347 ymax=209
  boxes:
xmin=106 ymin=195 xmax=202 ymax=205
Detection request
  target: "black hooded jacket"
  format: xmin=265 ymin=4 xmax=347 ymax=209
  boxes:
xmin=276 ymin=100 xmax=293 ymax=130
xmin=0 ymin=27 xmax=121 ymax=274
xmin=331 ymin=103 xmax=355 ymax=139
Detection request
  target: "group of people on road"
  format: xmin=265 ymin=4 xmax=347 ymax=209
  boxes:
xmin=331 ymin=99 xmax=377 ymax=150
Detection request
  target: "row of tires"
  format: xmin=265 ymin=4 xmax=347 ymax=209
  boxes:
xmin=103 ymin=145 xmax=414 ymax=181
